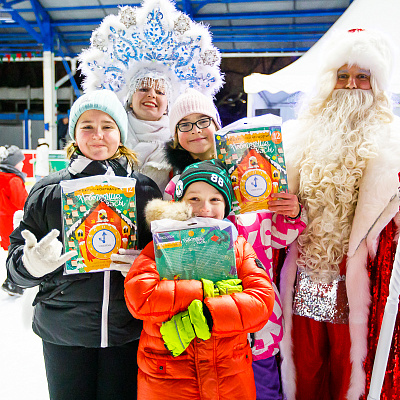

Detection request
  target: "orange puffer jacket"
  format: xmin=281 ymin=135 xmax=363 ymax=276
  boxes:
xmin=125 ymin=235 xmax=275 ymax=400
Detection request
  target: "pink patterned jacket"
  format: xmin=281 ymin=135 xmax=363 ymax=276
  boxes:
xmin=228 ymin=212 xmax=306 ymax=359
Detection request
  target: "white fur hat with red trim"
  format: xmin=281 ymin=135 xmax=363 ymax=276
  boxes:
xmin=319 ymin=28 xmax=396 ymax=92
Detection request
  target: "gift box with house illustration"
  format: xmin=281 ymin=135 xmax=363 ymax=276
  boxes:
xmin=151 ymin=218 xmax=237 ymax=282
xmin=215 ymin=114 xmax=288 ymax=214
xmin=60 ymin=176 xmax=137 ymax=274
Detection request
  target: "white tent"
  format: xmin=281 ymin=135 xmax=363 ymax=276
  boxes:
xmin=244 ymin=0 xmax=400 ymax=120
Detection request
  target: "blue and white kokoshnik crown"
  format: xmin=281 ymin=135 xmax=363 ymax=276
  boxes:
xmin=79 ymin=0 xmax=224 ymax=105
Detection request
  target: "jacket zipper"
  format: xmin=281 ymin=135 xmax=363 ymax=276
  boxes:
xmin=101 ymin=271 xmax=110 ymax=347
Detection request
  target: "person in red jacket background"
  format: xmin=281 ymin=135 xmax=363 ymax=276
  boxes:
xmin=0 ymin=145 xmax=28 ymax=296
xmin=125 ymin=160 xmax=275 ymax=400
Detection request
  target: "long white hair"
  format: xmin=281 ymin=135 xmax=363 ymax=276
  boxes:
xmin=295 ymin=86 xmax=393 ymax=283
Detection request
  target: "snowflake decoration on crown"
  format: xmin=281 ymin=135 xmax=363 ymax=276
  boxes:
xmin=174 ymin=14 xmax=191 ymax=34
xmin=79 ymin=0 xmax=224 ymax=104
xmin=120 ymin=6 xmax=137 ymax=28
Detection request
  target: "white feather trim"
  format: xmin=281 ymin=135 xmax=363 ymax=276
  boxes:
xmin=366 ymin=196 xmax=399 ymax=258
xmin=346 ymin=240 xmax=370 ymax=400
xmin=281 ymin=119 xmax=305 ymax=194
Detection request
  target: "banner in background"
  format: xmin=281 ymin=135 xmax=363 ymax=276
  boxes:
xmin=22 ymin=150 xmax=68 ymax=191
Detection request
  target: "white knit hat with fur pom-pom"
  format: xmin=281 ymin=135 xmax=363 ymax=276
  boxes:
xmin=318 ymin=28 xmax=396 ymax=92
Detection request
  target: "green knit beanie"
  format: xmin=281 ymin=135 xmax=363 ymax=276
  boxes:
xmin=174 ymin=159 xmax=233 ymax=217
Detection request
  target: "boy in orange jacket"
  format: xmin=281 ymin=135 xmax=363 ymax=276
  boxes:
xmin=124 ymin=159 xmax=275 ymax=400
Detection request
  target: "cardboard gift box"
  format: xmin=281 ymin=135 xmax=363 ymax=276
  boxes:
xmin=215 ymin=114 xmax=288 ymax=214
xmin=151 ymin=218 xmax=237 ymax=282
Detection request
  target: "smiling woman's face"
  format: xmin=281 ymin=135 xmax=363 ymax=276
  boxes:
xmin=130 ymin=81 xmax=168 ymax=121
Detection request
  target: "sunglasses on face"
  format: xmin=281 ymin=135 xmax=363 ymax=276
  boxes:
xmin=177 ymin=117 xmax=213 ymax=132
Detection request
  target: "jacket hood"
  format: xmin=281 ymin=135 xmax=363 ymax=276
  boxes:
xmin=164 ymin=140 xmax=200 ymax=174
xmin=0 ymin=164 xmax=26 ymax=181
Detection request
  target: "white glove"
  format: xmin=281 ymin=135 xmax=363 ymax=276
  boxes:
xmin=21 ymin=229 xmax=77 ymax=278
xmin=109 ymin=248 xmax=141 ymax=277
xmin=13 ymin=210 xmax=24 ymax=229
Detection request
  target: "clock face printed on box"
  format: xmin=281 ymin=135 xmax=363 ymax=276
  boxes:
xmin=240 ymin=169 xmax=272 ymax=201
xmin=87 ymin=224 xmax=121 ymax=260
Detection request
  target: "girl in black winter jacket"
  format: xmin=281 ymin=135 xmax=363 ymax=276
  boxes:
xmin=6 ymin=90 xmax=162 ymax=400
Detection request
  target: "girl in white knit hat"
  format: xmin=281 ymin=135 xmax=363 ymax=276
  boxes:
xmin=164 ymin=88 xmax=222 ymax=199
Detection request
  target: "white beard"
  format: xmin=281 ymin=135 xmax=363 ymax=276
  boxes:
xmin=296 ymin=89 xmax=389 ymax=283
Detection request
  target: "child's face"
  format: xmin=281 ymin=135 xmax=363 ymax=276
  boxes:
xmin=182 ymin=181 xmax=225 ymax=220
xmin=177 ymin=113 xmax=216 ymax=161
xmin=75 ymin=109 xmax=121 ymax=161
xmin=130 ymin=82 xmax=168 ymax=121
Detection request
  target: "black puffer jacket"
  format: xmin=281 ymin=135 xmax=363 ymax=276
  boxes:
xmin=7 ymin=157 xmax=162 ymax=347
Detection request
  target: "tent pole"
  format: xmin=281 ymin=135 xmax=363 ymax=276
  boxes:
xmin=43 ymin=50 xmax=57 ymax=149
xmin=247 ymin=93 xmax=254 ymax=117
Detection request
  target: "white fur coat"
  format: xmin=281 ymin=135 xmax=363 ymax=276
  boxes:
xmin=279 ymin=116 xmax=400 ymax=400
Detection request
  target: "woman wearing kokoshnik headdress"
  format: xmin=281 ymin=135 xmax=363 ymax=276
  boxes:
xmin=79 ymin=0 xmax=224 ymax=192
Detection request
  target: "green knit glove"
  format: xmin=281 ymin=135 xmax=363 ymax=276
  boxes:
xmin=215 ymin=278 xmax=243 ymax=295
xmin=188 ymin=299 xmax=211 ymax=340
xmin=160 ymin=310 xmax=196 ymax=357
xmin=201 ymin=278 xmax=219 ymax=298
xmin=202 ymin=278 xmax=243 ymax=297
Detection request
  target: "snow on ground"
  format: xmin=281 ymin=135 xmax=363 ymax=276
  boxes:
xmin=0 ymin=248 xmax=49 ymax=400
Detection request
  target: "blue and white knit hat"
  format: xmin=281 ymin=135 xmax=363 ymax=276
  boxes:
xmin=68 ymin=89 xmax=128 ymax=144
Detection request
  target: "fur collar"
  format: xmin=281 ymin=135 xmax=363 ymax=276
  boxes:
xmin=348 ymin=118 xmax=400 ymax=255
xmin=164 ymin=140 xmax=200 ymax=174
xmin=145 ymin=199 xmax=193 ymax=225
